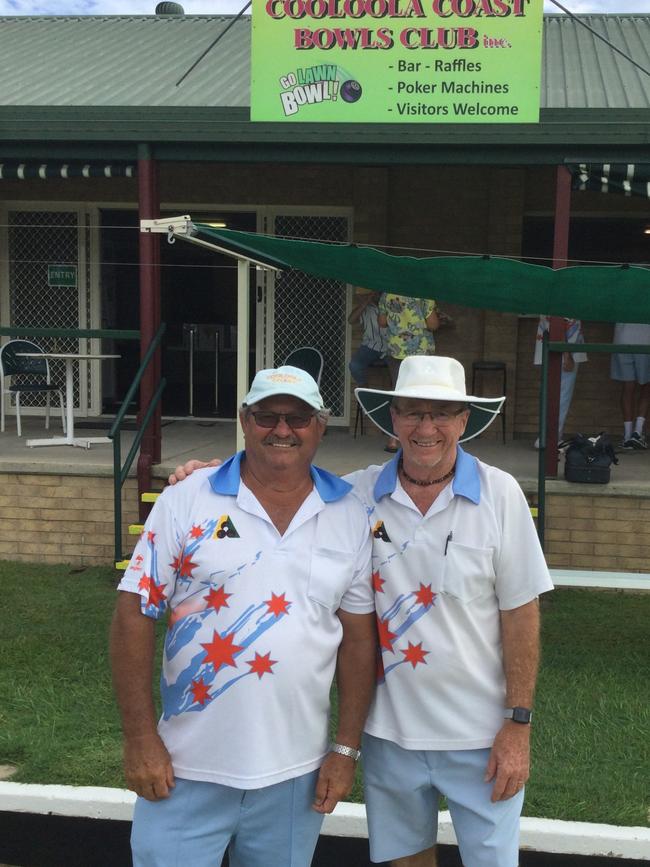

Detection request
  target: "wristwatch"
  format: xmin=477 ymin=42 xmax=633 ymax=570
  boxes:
xmin=504 ymin=707 xmax=533 ymax=724
xmin=330 ymin=742 xmax=361 ymax=761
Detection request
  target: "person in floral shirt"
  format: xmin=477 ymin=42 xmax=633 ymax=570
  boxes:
xmin=378 ymin=293 xmax=440 ymax=451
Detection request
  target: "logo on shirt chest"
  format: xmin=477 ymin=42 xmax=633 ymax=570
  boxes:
xmin=213 ymin=515 xmax=240 ymax=539
xmin=372 ymin=520 xmax=391 ymax=542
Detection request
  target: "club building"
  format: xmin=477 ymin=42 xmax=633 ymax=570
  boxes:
xmin=0 ymin=9 xmax=649 ymax=571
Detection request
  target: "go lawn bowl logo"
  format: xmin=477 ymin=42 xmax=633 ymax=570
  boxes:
xmin=279 ymin=64 xmax=363 ymax=116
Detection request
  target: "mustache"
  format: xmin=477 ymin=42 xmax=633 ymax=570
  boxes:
xmin=263 ymin=435 xmax=299 ymax=446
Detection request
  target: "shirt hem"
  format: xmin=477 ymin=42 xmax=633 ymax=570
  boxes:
xmin=364 ymin=725 xmax=495 ymax=751
xmin=171 ymin=755 xmax=325 ymax=790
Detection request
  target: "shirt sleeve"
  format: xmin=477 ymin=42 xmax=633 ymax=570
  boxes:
xmin=378 ymin=293 xmax=388 ymax=316
xmin=116 ymin=491 xmax=184 ymax=620
xmin=493 ymin=474 xmax=554 ymax=611
xmin=339 ymin=503 xmax=375 ymax=615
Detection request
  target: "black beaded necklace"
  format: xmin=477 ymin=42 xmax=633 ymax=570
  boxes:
xmin=399 ymin=458 xmax=456 ymax=487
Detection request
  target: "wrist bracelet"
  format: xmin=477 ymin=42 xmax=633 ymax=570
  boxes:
xmin=330 ymin=742 xmax=361 ymax=761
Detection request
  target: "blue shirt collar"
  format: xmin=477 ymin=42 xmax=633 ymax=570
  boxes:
xmin=209 ymin=451 xmax=352 ymax=503
xmin=373 ymin=445 xmax=480 ymax=504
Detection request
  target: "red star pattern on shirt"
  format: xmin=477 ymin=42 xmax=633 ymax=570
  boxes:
xmin=178 ymin=552 xmax=199 ymax=579
xmin=147 ymin=580 xmax=167 ymax=609
xmin=265 ymin=592 xmax=291 ymax=617
xmin=377 ymin=616 xmax=397 ymax=652
xmin=138 ymin=574 xmax=152 ymax=593
xmin=247 ymin=652 xmax=277 ymax=679
xmin=372 ymin=571 xmax=385 ymax=593
xmin=201 ymin=630 xmax=244 ymax=670
xmin=204 ymin=585 xmax=232 ymax=613
xmin=189 ymin=525 xmax=203 ymax=539
xmin=401 ymin=641 xmax=429 ymax=669
xmin=129 ymin=553 xmax=144 ymax=572
xmin=414 ymin=583 xmax=436 ymax=609
xmin=147 ymin=531 xmax=155 ymax=543
xmin=190 ymin=677 xmax=211 ymax=706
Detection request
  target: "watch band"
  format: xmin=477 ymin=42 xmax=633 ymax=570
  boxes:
xmin=330 ymin=742 xmax=361 ymax=761
xmin=504 ymin=707 xmax=533 ymax=724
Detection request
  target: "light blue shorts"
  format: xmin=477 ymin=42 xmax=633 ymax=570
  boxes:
xmin=611 ymin=351 xmax=650 ymax=384
xmin=362 ymin=734 xmax=524 ymax=866
xmin=131 ymin=770 xmax=324 ymax=867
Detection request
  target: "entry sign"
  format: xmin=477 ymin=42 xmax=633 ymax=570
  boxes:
xmin=251 ymin=0 xmax=544 ymax=123
xmin=48 ymin=265 xmax=77 ymax=287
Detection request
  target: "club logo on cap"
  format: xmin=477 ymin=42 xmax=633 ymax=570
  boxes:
xmin=267 ymin=373 xmax=302 ymax=383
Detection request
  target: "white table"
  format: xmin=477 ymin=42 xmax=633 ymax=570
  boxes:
xmin=18 ymin=352 xmax=120 ymax=449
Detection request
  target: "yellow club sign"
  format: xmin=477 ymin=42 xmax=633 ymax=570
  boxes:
xmin=251 ymin=0 xmax=544 ymax=123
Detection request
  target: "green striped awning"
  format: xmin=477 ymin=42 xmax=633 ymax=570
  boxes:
xmin=569 ymin=163 xmax=650 ymax=198
xmin=0 ymin=162 xmax=136 ymax=180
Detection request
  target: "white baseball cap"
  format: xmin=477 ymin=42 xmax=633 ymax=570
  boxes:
xmin=243 ymin=365 xmax=324 ymax=411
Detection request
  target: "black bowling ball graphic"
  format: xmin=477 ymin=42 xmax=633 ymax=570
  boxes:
xmin=340 ymin=80 xmax=362 ymax=103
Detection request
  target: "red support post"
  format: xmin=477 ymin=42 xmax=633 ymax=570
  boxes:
xmin=546 ymin=165 xmax=572 ymax=477
xmin=137 ymin=144 xmax=162 ymax=518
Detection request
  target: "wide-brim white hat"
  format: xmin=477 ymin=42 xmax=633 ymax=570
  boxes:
xmin=355 ymin=355 xmax=505 ymax=443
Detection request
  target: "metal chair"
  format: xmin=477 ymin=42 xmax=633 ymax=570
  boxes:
xmin=0 ymin=339 xmax=66 ymax=437
xmin=284 ymin=346 xmax=324 ymax=386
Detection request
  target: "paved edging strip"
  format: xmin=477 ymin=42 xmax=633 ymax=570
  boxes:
xmin=0 ymin=783 xmax=648 ymax=859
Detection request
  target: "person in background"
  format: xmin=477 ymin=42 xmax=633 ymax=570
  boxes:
xmin=378 ymin=293 xmax=439 ymax=452
xmin=610 ymin=322 xmax=650 ymax=450
xmin=533 ymin=316 xmax=587 ymax=448
xmin=111 ymin=366 xmax=376 ymax=867
xmin=348 ymin=290 xmax=388 ymax=387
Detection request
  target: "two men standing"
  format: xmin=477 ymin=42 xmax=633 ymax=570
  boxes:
xmin=112 ymin=355 xmax=552 ymax=867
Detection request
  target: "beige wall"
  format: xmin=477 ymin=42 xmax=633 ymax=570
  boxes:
xmin=1 ymin=470 xmax=648 ymax=573
xmin=542 ymin=492 xmax=650 ymax=572
xmin=0 ymin=473 xmax=160 ymax=567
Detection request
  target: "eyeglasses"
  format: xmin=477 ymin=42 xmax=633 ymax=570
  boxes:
xmin=249 ymin=410 xmax=316 ymax=429
xmin=395 ymin=407 xmax=466 ymax=426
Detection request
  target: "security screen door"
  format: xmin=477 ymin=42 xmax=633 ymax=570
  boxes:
xmin=4 ymin=209 xmax=92 ymax=416
xmin=260 ymin=211 xmax=351 ymax=424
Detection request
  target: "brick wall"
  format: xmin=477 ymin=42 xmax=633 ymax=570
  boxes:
xmin=1 ymin=472 xmax=646 ymax=574
xmin=0 ymin=473 xmax=162 ymax=567
xmin=542 ymin=491 xmax=650 ymax=572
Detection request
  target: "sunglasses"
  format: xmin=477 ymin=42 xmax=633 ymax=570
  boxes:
xmin=249 ymin=410 xmax=316 ymax=430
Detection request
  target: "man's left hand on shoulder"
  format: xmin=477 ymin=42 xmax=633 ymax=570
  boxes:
xmin=484 ymin=720 xmax=531 ymax=803
xmin=312 ymin=750 xmax=358 ymax=814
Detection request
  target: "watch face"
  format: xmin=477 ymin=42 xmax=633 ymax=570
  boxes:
xmin=512 ymin=707 xmax=532 ymax=724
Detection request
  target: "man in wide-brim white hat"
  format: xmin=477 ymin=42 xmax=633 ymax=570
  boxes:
xmin=355 ymin=353 xmax=505 ymax=448
xmin=169 ymin=355 xmax=554 ymax=867
xmin=352 ymin=355 xmax=552 ymax=867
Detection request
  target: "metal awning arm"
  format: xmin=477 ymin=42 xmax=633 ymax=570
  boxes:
xmin=139 ymin=215 xmax=282 ymax=271
xmin=140 ymin=215 xmax=195 ymax=244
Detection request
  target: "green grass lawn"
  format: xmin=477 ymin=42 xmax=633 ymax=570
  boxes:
xmin=0 ymin=561 xmax=648 ymax=826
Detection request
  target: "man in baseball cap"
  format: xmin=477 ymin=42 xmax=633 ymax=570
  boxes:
xmin=111 ymin=365 xmax=376 ymax=867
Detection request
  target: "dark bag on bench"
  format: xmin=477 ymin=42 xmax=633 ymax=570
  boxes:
xmin=564 ymin=433 xmax=618 ymax=484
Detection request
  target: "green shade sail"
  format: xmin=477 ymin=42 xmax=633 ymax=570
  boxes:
xmin=193 ymin=224 xmax=650 ymax=324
